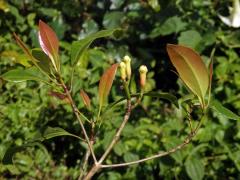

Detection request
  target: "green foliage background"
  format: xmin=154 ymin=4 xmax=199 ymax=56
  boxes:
xmin=1 ymin=0 xmax=240 ymax=179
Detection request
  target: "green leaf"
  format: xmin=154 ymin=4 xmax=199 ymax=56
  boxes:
xmin=98 ymin=63 xmax=119 ymax=111
xmin=113 ymin=142 xmax=126 ymax=156
xmin=34 ymin=127 xmax=82 ymax=141
xmin=32 ymin=48 xmax=51 ymax=74
xmin=148 ymin=0 xmax=161 ymax=12
xmin=210 ymin=100 xmax=240 ymax=121
xmin=167 ymin=44 xmax=209 ymax=108
xmin=123 ymin=152 xmax=139 ymax=163
xmin=178 ymin=30 xmax=202 ymax=50
xmin=185 ymin=156 xmax=204 ymax=180
xmin=1 ymin=67 xmax=48 ymax=83
xmin=107 ymin=92 xmax=179 ymax=112
xmin=103 ymin=12 xmax=124 ymax=29
xmin=14 ymin=153 xmax=33 ymax=172
xmin=144 ymin=92 xmax=179 ymax=108
xmin=2 ymin=142 xmax=40 ymax=165
xmin=150 ymin=16 xmax=186 ymax=38
xmin=71 ymin=29 xmax=121 ymax=65
xmin=164 ymin=137 xmax=184 ymax=164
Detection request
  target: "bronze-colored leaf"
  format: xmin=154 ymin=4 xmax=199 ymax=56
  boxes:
xmin=80 ymin=90 xmax=91 ymax=109
xmin=38 ymin=20 xmax=59 ymax=71
xmin=98 ymin=63 xmax=119 ymax=111
xmin=167 ymin=44 xmax=209 ymax=107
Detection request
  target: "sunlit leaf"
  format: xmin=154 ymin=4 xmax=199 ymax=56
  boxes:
xmin=1 ymin=50 xmax=31 ymax=67
xmin=210 ymin=100 xmax=240 ymax=121
xmin=98 ymin=63 xmax=119 ymax=111
xmin=80 ymin=89 xmax=91 ymax=109
xmin=1 ymin=67 xmax=48 ymax=83
xmin=167 ymin=44 xmax=209 ymax=107
xmin=71 ymin=29 xmax=121 ymax=65
xmin=38 ymin=20 xmax=59 ymax=71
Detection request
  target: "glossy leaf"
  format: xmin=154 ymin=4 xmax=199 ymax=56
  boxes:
xmin=32 ymin=48 xmax=51 ymax=74
xmin=38 ymin=20 xmax=59 ymax=71
xmin=71 ymin=29 xmax=121 ymax=65
xmin=210 ymin=100 xmax=240 ymax=121
xmin=80 ymin=90 xmax=91 ymax=109
xmin=1 ymin=67 xmax=48 ymax=83
xmin=167 ymin=44 xmax=209 ymax=107
xmin=98 ymin=63 xmax=119 ymax=110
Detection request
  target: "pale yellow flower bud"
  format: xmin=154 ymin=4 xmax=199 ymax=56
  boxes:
xmin=123 ymin=55 xmax=131 ymax=81
xmin=120 ymin=62 xmax=127 ymax=81
xmin=139 ymin=65 xmax=148 ymax=88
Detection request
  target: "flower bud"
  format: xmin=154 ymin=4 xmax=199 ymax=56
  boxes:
xmin=123 ymin=55 xmax=131 ymax=81
xmin=120 ymin=62 xmax=127 ymax=81
xmin=139 ymin=65 xmax=148 ymax=89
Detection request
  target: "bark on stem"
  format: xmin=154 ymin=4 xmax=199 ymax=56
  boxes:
xmin=101 ymin=114 xmax=204 ymax=168
xmin=83 ymin=100 xmax=132 ymax=180
xmin=60 ymin=78 xmax=97 ymax=163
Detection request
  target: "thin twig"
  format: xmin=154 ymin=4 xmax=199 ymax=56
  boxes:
xmin=79 ymin=122 xmax=95 ymax=180
xmin=78 ymin=141 xmax=92 ymax=180
xmin=83 ymin=100 xmax=132 ymax=180
xmin=59 ymin=77 xmax=97 ymax=163
xmin=100 ymin=114 xmax=204 ymax=168
xmin=98 ymin=100 xmax=132 ymax=164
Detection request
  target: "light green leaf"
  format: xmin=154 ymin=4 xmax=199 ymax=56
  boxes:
xmin=123 ymin=152 xmax=139 ymax=163
xmin=1 ymin=67 xmax=48 ymax=83
xmin=148 ymin=0 xmax=161 ymax=12
xmin=178 ymin=30 xmax=202 ymax=50
xmin=71 ymin=29 xmax=121 ymax=65
xmin=185 ymin=156 xmax=204 ymax=180
xmin=210 ymin=100 xmax=240 ymax=121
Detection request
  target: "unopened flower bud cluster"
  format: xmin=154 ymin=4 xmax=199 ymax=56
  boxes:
xmin=119 ymin=55 xmax=148 ymax=89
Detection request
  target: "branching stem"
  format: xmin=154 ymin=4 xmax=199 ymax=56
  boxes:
xmin=59 ymin=77 xmax=97 ymax=164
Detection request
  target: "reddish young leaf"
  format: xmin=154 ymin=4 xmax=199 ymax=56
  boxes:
xmin=167 ymin=44 xmax=209 ymax=107
xmin=38 ymin=20 xmax=59 ymax=71
xmin=98 ymin=63 xmax=119 ymax=110
xmin=49 ymin=91 xmax=70 ymax=104
xmin=80 ymin=90 xmax=91 ymax=109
